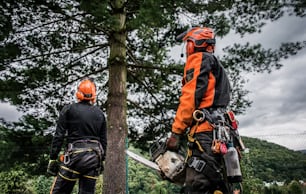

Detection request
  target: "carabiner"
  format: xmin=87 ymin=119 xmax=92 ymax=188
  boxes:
xmin=193 ymin=110 xmax=205 ymax=122
xmin=64 ymin=153 xmax=70 ymax=165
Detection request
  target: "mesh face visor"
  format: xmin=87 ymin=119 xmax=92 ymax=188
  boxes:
xmin=83 ymin=93 xmax=93 ymax=98
xmin=195 ymin=38 xmax=216 ymax=46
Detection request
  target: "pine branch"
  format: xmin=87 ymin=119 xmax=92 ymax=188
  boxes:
xmin=6 ymin=43 xmax=108 ymax=65
xmin=14 ymin=15 xmax=70 ymax=34
xmin=127 ymin=69 xmax=166 ymax=121
xmin=127 ymin=98 xmax=163 ymax=123
xmin=61 ymin=66 xmax=108 ymax=87
xmin=65 ymin=45 xmax=107 ymax=69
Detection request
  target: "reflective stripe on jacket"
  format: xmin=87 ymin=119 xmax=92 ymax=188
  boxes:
xmin=172 ymin=52 xmax=231 ymax=134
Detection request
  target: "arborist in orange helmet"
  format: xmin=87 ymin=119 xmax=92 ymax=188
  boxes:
xmin=47 ymin=78 xmax=107 ymax=194
xmin=166 ymin=27 xmax=232 ymax=194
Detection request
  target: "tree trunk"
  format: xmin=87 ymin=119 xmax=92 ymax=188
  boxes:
xmin=103 ymin=1 xmax=127 ymax=194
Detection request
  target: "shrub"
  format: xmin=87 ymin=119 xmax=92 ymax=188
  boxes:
xmin=0 ymin=169 xmax=32 ymax=194
xmin=32 ymin=175 xmax=54 ymax=194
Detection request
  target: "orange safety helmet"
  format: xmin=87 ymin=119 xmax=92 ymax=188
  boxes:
xmin=183 ymin=27 xmax=216 ymax=56
xmin=76 ymin=79 xmax=96 ymax=103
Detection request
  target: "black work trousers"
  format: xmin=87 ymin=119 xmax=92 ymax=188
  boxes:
xmin=184 ymin=132 xmax=229 ymax=194
xmin=50 ymin=172 xmax=97 ymax=194
xmin=50 ymin=148 xmax=101 ymax=194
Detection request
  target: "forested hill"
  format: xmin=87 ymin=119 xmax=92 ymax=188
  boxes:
xmin=299 ymin=149 xmax=306 ymax=154
xmin=240 ymin=136 xmax=306 ymax=182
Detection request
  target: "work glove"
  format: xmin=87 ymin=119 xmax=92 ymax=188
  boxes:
xmin=47 ymin=160 xmax=59 ymax=176
xmin=166 ymin=132 xmax=181 ymax=151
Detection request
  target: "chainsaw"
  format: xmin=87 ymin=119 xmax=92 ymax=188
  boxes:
xmin=126 ymin=137 xmax=186 ymax=185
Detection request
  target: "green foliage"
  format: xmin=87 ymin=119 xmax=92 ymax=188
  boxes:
xmin=264 ymin=184 xmax=284 ymax=194
xmin=262 ymin=180 xmax=305 ymax=194
xmin=240 ymin=159 xmax=265 ymax=194
xmin=287 ymin=180 xmax=303 ymax=194
xmin=0 ymin=167 xmax=32 ymax=194
xmin=31 ymin=175 xmax=101 ymax=194
xmin=31 ymin=175 xmax=54 ymax=194
xmin=0 ymin=117 xmax=52 ymax=175
xmin=95 ymin=175 xmax=103 ymax=194
xmin=241 ymin=137 xmax=306 ymax=182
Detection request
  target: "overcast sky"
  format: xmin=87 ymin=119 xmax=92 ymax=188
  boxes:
xmin=218 ymin=15 xmax=306 ymax=151
xmin=0 ymin=14 xmax=305 ymax=151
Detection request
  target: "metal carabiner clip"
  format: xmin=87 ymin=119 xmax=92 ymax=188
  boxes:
xmin=193 ymin=110 xmax=205 ymax=122
xmin=64 ymin=153 xmax=70 ymax=165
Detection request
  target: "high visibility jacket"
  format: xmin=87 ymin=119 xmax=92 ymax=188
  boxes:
xmin=50 ymin=101 xmax=107 ymax=160
xmin=172 ymin=52 xmax=231 ymax=135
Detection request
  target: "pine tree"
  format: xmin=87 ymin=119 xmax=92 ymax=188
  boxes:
xmin=0 ymin=1 xmax=305 ymax=193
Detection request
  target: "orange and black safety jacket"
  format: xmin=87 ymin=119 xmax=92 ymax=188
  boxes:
xmin=172 ymin=52 xmax=231 ymax=135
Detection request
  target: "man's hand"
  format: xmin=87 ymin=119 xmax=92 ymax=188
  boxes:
xmin=47 ymin=160 xmax=59 ymax=176
xmin=166 ymin=132 xmax=181 ymax=151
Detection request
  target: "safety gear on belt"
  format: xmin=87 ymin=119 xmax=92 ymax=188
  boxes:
xmin=196 ymin=108 xmax=244 ymax=184
xmin=166 ymin=132 xmax=181 ymax=151
xmin=225 ymin=110 xmax=238 ymax=130
xmin=192 ymin=108 xmax=245 ymax=154
xmin=184 ymin=109 xmax=226 ymax=186
xmin=76 ymin=79 xmax=96 ymax=103
xmin=47 ymin=160 xmax=59 ymax=176
xmin=223 ymin=143 xmax=242 ymax=183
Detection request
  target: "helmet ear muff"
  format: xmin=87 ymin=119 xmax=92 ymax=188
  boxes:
xmin=76 ymin=90 xmax=84 ymax=101
xmin=186 ymin=41 xmax=194 ymax=57
xmin=75 ymin=79 xmax=96 ymax=103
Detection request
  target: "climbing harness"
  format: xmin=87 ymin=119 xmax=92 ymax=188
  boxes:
xmin=64 ymin=139 xmax=104 ymax=165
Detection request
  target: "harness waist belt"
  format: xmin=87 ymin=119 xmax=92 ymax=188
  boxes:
xmin=71 ymin=140 xmax=101 ymax=149
xmin=187 ymin=157 xmax=206 ymax=172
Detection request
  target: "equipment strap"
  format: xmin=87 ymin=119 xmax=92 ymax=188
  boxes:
xmin=60 ymin=165 xmax=80 ymax=175
xmin=58 ymin=172 xmax=78 ymax=181
xmin=187 ymin=133 xmax=204 ymax=158
xmin=186 ymin=110 xmax=213 ymax=159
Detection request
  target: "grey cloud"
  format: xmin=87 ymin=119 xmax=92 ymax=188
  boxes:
xmin=0 ymin=103 xmax=21 ymax=122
